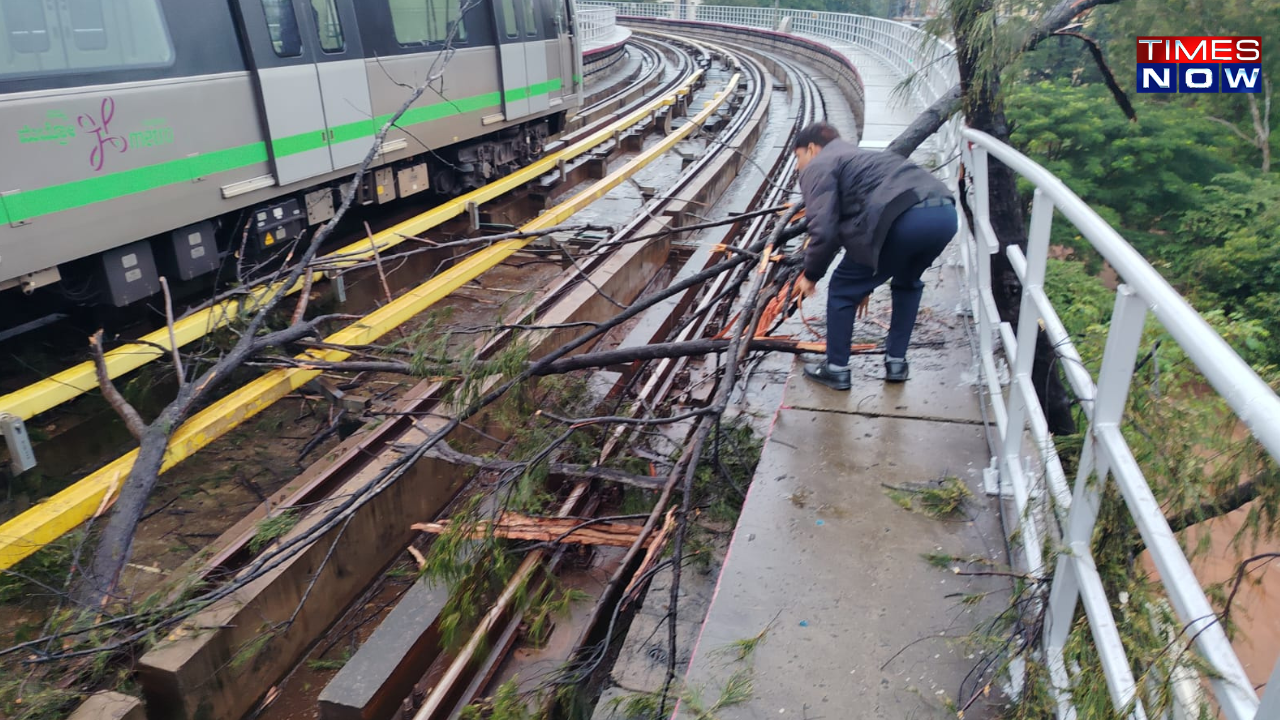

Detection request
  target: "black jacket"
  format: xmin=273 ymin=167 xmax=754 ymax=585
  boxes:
xmin=798 ymin=139 xmax=951 ymax=281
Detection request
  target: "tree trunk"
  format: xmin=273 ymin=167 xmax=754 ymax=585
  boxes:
xmin=72 ymin=420 xmax=174 ymax=608
xmin=952 ymin=0 xmax=1077 ymax=435
xmin=1246 ymin=76 xmax=1272 ymax=173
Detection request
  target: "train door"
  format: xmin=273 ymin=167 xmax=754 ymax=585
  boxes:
xmin=545 ymin=0 xmax=576 ymax=103
xmin=521 ymin=1 xmax=551 ymax=114
xmin=559 ymin=0 xmax=582 ymax=100
xmin=493 ymin=0 xmax=550 ymax=120
xmin=234 ymin=0 xmax=374 ymax=186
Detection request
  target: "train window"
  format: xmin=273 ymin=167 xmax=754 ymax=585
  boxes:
xmin=0 ymin=0 xmax=173 ymax=79
xmin=260 ymin=0 xmax=303 ymax=57
xmin=1 ymin=0 xmax=50 ymax=53
xmin=498 ymin=0 xmax=517 ymax=38
xmin=522 ymin=0 xmax=536 ymax=37
xmin=389 ymin=0 xmax=467 ymax=45
xmin=68 ymin=0 xmax=107 ymax=50
xmin=540 ymin=0 xmax=559 ymax=37
xmin=310 ymin=0 xmax=344 ymax=52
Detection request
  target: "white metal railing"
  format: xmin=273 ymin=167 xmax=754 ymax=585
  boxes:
xmin=581 ymin=3 xmax=960 ymax=170
xmin=960 ymin=129 xmax=1276 ymax=720
xmin=583 ymin=3 xmax=1278 ymax=718
xmin=577 ymin=6 xmax=619 ymax=48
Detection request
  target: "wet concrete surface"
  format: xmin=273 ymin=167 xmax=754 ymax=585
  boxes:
xmin=676 ymin=241 xmax=1008 ymax=719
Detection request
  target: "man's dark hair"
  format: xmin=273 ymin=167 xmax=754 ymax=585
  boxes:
xmin=793 ymin=122 xmax=840 ymax=150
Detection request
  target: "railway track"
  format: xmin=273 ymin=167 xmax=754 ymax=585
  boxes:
xmin=0 ymin=36 xmax=689 ymax=452
xmin=0 ymin=30 xmax=733 ymax=714
xmin=0 ymin=23 xmax=866 ymax=720
xmin=0 ymin=37 xmax=707 ymax=569
xmin=218 ymin=37 xmax=840 ymax=720
xmin=121 ymin=40 xmax=758 ymax=720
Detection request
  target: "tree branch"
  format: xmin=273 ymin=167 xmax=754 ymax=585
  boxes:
xmin=247 ymin=314 xmax=362 ymax=354
xmin=1022 ymin=0 xmax=1128 ymax=51
xmin=887 ymin=85 xmax=962 ymax=158
xmin=1205 ymin=115 xmax=1260 ymax=145
xmin=1052 ymin=30 xmax=1136 ymax=121
xmin=422 ymin=440 xmax=666 ymax=491
xmin=89 ymin=330 xmax=147 ymax=442
xmin=1222 ymin=551 xmax=1280 ymax=627
xmin=158 ymin=277 xmax=186 ymax=388
xmin=253 ymin=337 xmax=897 ymax=377
xmin=1165 ymin=470 xmax=1275 ymax=534
xmin=888 ymin=0 xmax=1127 ymax=157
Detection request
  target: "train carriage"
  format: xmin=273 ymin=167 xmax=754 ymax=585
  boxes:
xmin=0 ymin=0 xmax=583 ymax=306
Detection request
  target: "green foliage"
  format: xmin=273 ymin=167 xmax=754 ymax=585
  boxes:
xmin=229 ymin=627 xmax=276 ymax=670
xmin=523 ymin=587 xmax=589 ymax=648
xmin=0 ymin=680 xmax=81 ymax=720
xmin=306 ymin=648 xmax=352 ymax=672
xmin=419 ymin=495 xmax=518 ymax=651
xmin=680 ymin=669 xmax=754 ymax=720
xmin=1007 ymin=81 xmax=1244 ymax=248
xmin=613 ymin=0 xmax=908 ymax=13
xmin=1043 ymin=258 xmax=1114 ymax=346
xmin=692 ymin=419 xmax=762 ymax=524
xmin=383 ymin=308 xmax=457 ymax=378
xmin=978 ymin=256 xmax=1277 ymax=717
xmin=0 ymin=530 xmax=82 ymax=604
xmin=459 ymin=677 xmax=535 ymax=720
xmin=606 ymin=690 xmax=663 ymax=719
xmin=716 ymin=623 xmax=771 ymax=662
xmin=1099 ymin=0 xmax=1280 ymax=171
xmin=884 ymin=476 xmax=972 ymax=517
xmin=248 ymin=509 xmax=299 ymax=555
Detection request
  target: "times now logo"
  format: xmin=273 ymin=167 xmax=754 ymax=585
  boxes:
xmin=1136 ymin=36 xmax=1262 ymax=93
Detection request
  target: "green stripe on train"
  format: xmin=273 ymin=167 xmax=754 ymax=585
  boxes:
xmin=1 ymin=80 xmax=562 ymax=224
xmin=3 ymin=143 xmax=269 ymax=223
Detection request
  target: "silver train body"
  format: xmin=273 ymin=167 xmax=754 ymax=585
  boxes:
xmin=0 ymin=0 xmax=583 ymax=306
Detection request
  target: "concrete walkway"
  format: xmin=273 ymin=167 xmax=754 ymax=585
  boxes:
xmin=674 ymin=43 xmax=1009 ymax=720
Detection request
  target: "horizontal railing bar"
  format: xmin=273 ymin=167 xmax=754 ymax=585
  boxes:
xmin=1007 ymin=249 xmax=1097 ymax=414
xmin=1013 ymin=373 xmax=1072 ymax=513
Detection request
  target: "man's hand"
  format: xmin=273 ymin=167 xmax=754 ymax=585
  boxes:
xmin=791 ymin=275 xmax=817 ymax=302
xmin=856 ymin=295 xmax=870 ymax=319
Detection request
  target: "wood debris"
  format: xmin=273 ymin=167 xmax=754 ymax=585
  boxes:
xmin=411 ymin=513 xmax=651 ymax=548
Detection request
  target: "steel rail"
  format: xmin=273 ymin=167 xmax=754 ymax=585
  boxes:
xmin=0 ymin=69 xmax=732 ymax=572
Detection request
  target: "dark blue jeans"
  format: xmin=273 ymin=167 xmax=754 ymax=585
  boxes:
xmin=826 ymin=204 xmax=958 ymax=366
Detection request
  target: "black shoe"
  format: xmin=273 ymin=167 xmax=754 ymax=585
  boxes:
xmin=884 ymin=359 xmax=909 ymax=383
xmin=804 ymin=362 xmax=851 ymax=391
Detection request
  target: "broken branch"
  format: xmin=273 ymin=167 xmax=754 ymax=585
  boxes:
xmin=412 ymin=513 xmax=650 ymax=548
xmin=422 ymin=441 xmax=666 ymax=491
xmin=89 ymin=330 xmax=147 ymax=442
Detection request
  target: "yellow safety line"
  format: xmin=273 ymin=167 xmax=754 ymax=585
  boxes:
xmin=0 ymin=70 xmax=703 ymax=424
xmin=0 ymin=72 xmax=738 ymax=571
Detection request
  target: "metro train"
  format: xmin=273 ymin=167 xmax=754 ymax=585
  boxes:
xmin=0 ymin=0 xmax=583 ymax=307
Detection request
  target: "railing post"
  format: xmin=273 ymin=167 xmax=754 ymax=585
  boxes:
xmin=1044 ymin=285 xmax=1147 ymax=714
xmin=1001 ymin=190 xmax=1051 ymax=470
